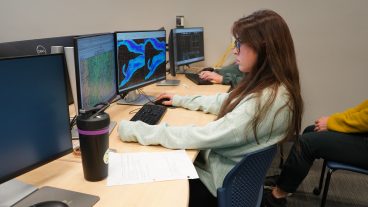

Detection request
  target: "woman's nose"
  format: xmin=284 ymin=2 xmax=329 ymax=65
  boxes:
xmin=232 ymin=47 xmax=238 ymax=55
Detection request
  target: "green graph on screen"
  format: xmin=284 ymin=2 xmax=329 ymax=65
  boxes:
xmin=80 ymin=51 xmax=115 ymax=109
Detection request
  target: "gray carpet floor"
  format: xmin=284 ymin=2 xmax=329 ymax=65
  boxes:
xmin=267 ymin=144 xmax=368 ymax=207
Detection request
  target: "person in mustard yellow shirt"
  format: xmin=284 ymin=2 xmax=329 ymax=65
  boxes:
xmin=262 ymin=100 xmax=368 ymax=207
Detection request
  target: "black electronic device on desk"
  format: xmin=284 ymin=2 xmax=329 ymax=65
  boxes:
xmin=154 ymin=98 xmax=171 ymax=106
xmin=0 ymin=35 xmax=77 ymax=105
xmin=185 ymin=73 xmax=213 ymax=85
xmin=29 ymin=200 xmax=68 ymax=207
xmin=130 ymin=104 xmax=167 ymax=125
xmin=168 ymin=27 xmax=205 ymax=75
xmin=115 ymin=30 xmax=167 ymax=105
xmin=0 ymin=54 xmax=99 ymax=207
xmin=200 ymin=67 xmax=215 ymax=72
xmin=72 ymin=33 xmax=118 ymax=139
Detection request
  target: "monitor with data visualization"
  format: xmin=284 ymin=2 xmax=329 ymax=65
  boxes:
xmin=169 ymin=27 xmax=204 ymax=75
xmin=0 ymin=54 xmax=72 ymax=185
xmin=115 ymin=30 xmax=166 ymax=94
xmin=74 ymin=33 xmax=117 ymax=112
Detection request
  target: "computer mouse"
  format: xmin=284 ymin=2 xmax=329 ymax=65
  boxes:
xmin=200 ymin=67 xmax=215 ymax=72
xmin=30 ymin=200 xmax=69 ymax=207
xmin=154 ymin=98 xmax=171 ymax=106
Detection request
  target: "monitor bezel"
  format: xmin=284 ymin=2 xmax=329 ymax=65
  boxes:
xmin=0 ymin=35 xmax=78 ymax=105
xmin=0 ymin=35 xmax=76 ymax=57
xmin=74 ymin=33 xmax=118 ymax=112
xmin=0 ymin=54 xmax=73 ymax=184
xmin=114 ymin=29 xmax=167 ymax=95
xmin=168 ymin=29 xmax=176 ymax=77
xmin=172 ymin=27 xmax=205 ymax=67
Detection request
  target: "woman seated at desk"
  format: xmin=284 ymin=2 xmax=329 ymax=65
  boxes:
xmin=118 ymin=9 xmax=303 ymax=207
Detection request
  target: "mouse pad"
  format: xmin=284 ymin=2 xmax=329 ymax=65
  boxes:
xmin=12 ymin=186 xmax=99 ymax=207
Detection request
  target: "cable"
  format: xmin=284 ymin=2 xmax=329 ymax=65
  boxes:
xmin=129 ymin=107 xmax=141 ymax=115
xmin=69 ymin=115 xmax=77 ymax=129
xmin=111 ymin=95 xmax=122 ymax=104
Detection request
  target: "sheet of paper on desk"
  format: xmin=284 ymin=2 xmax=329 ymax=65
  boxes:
xmin=107 ymin=150 xmax=199 ymax=186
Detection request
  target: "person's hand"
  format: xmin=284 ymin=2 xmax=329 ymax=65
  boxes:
xmin=314 ymin=116 xmax=330 ymax=132
xmin=198 ymin=71 xmax=223 ymax=83
xmin=155 ymin=93 xmax=174 ymax=105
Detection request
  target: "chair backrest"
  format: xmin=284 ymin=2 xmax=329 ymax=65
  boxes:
xmin=217 ymin=144 xmax=277 ymax=207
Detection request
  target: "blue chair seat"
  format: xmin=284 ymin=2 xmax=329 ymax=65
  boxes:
xmin=327 ymin=161 xmax=368 ymax=175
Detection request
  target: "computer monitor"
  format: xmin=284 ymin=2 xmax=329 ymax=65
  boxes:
xmin=0 ymin=35 xmax=75 ymax=56
xmin=74 ymin=33 xmax=117 ymax=113
xmin=168 ymin=27 xmax=204 ymax=75
xmin=0 ymin=35 xmax=77 ymax=105
xmin=115 ymin=30 xmax=166 ymax=104
xmin=0 ymin=54 xmax=72 ymax=205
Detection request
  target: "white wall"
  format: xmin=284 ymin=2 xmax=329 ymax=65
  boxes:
xmin=1 ymin=0 xmax=367 ymax=128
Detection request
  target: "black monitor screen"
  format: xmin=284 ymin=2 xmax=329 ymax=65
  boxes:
xmin=0 ymin=54 xmax=72 ymax=184
xmin=173 ymin=27 xmax=204 ymax=66
xmin=0 ymin=35 xmax=77 ymax=105
xmin=116 ymin=30 xmax=166 ymax=94
xmin=74 ymin=33 xmax=117 ymax=111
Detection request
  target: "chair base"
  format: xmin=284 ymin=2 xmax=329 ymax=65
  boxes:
xmin=313 ymin=187 xmax=321 ymax=195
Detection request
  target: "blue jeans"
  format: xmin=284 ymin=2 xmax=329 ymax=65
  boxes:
xmin=277 ymin=125 xmax=368 ymax=193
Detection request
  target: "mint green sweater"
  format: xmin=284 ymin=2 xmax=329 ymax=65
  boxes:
xmin=118 ymin=86 xmax=291 ymax=196
xmin=216 ymin=63 xmax=245 ymax=86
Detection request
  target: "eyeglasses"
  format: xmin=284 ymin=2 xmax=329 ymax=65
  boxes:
xmin=234 ymin=39 xmax=241 ymax=53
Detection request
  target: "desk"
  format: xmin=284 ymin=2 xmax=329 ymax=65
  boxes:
xmin=17 ymin=74 xmax=229 ymax=207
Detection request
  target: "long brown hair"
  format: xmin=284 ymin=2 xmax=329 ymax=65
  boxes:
xmin=217 ymin=10 xmax=303 ymax=143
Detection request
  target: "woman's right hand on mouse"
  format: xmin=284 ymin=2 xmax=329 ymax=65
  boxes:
xmin=156 ymin=93 xmax=174 ymax=105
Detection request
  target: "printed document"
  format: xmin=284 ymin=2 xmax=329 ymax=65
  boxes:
xmin=107 ymin=150 xmax=198 ymax=186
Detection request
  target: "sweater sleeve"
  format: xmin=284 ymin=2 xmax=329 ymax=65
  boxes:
xmin=221 ymin=73 xmax=245 ymax=86
xmin=215 ymin=64 xmax=245 ymax=86
xmin=118 ymin=86 xmax=291 ymax=150
xmin=118 ymin=96 xmax=257 ymax=150
xmin=172 ymin=93 xmax=229 ymax=115
xmin=327 ymin=100 xmax=368 ymax=133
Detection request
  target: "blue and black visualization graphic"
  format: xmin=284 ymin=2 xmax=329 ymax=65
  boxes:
xmin=117 ymin=37 xmax=166 ymax=90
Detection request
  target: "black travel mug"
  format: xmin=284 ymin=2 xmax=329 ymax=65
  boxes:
xmin=77 ymin=112 xmax=110 ymax=181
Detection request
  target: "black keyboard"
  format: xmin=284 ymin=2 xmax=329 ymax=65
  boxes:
xmin=185 ymin=73 xmax=213 ymax=85
xmin=130 ymin=104 xmax=167 ymax=125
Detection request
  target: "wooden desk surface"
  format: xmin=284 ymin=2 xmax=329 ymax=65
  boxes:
xmin=17 ymin=74 xmax=229 ymax=207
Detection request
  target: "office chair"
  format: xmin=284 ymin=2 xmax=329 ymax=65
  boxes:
xmin=217 ymin=144 xmax=277 ymax=207
xmin=313 ymin=160 xmax=368 ymax=207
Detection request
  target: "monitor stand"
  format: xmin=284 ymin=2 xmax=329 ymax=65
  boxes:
xmin=12 ymin=186 xmax=99 ymax=207
xmin=156 ymin=79 xmax=180 ymax=86
xmin=175 ymin=66 xmax=187 ymax=74
xmin=116 ymin=90 xmax=155 ymax=106
xmin=71 ymin=121 xmax=117 ymax=140
xmin=0 ymin=179 xmax=37 ymax=207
